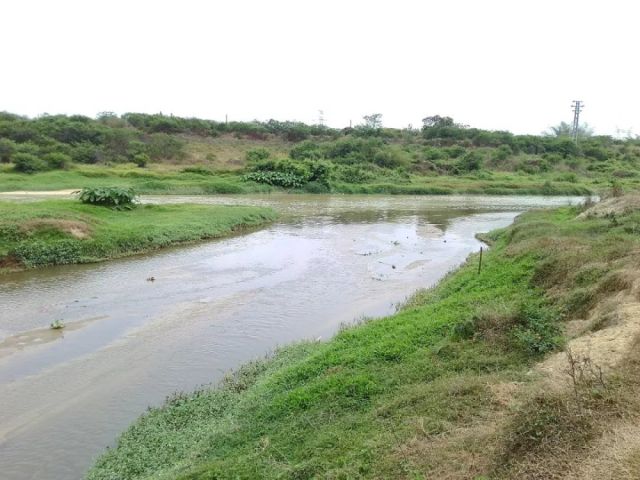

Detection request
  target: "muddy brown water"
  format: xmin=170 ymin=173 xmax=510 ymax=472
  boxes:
xmin=0 ymin=194 xmax=586 ymax=479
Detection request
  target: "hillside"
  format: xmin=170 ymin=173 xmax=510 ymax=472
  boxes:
xmin=1 ymin=112 xmax=639 ymax=195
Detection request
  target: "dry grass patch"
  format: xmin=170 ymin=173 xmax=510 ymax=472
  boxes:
xmin=21 ymin=218 xmax=93 ymax=239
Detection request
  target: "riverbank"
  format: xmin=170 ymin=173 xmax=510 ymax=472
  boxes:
xmin=0 ymin=200 xmax=277 ymax=272
xmin=88 ymin=195 xmax=640 ymax=480
xmin=0 ymin=165 xmax=594 ymax=196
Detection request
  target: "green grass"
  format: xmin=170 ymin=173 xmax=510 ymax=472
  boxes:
xmin=0 ymin=200 xmax=277 ymax=271
xmin=0 ymin=164 xmax=597 ymax=196
xmin=88 ymin=199 xmax=640 ymax=479
xmin=0 ymin=164 xmax=273 ymax=194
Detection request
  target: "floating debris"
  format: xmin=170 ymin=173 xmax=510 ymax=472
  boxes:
xmin=146 ymin=276 xmax=156 ymax=282
xmin=50 ymin=320 xmax=65 ymax=330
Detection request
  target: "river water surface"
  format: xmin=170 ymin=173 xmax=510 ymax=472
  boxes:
xmin=0 ymin=194 xmax=584 ymax=479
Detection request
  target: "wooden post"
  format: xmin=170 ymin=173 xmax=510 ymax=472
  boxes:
xmin=478 ymin=247 xmax=483 ymax=274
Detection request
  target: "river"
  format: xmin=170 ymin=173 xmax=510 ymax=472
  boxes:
xmin=0 ymin=194 xmax=584 ymax=479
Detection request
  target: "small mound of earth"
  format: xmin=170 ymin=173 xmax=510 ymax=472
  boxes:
xmin=578 ymin=195 xmax=640 ymax=218
xmin=21 ymin=219 xmax=92 ymax=239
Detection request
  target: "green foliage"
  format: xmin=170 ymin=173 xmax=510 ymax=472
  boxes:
xmin=0 ymin=200 xmax=276 ymax=269
xmin=245 ymin=147 xmax=271 ymax=162
xmin=146 ymin=133 xmax=185 ymax=160
xmin=337 ymin=165 xmax=375 ymax=184
xmin=512 ymin=301 xmax=561 ymax=355
xmin=0 ymin=138 xmax=17 ymax=163
xmin=77 ymin=187 xmax=138 ymax=207
xmin=50 ymin=319 xmax=65 ymax=330
xmin=70 ymin=142 xmax=101 ymax=164
xmin=0 ymin=110 xmax=638 ymax=196
xmin=244 ymin=171 xmax=306 ymax=188
xmin=13 ymin=152 xmax=48 ymax=173
xmin=43 ymin=152 xmax=71 ymax=169
xmin=290 ymin=141 xmax=322 ymax=160
xmin=132 ymin=153 xmax=150 ymax=168
xmin=456 ymin=150 xmax=483 ymax=172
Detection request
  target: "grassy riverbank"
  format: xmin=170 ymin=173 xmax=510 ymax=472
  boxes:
xmin=0 ymin=200 xmax=276 ymax=272
xmin=0 ymin=164 xmax=593 ymax=196
xmin=88 ymin=196 xmax=640 ymax=479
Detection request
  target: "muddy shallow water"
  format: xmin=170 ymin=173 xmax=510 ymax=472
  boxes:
xmin=0 ymin=194 xmax=585 ymax=479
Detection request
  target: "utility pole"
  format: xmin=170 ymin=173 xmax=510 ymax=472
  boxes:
xmin=317 ymin=110 xmax=325 ymax=127
xmin=571 ymin=100 xmax=584 ymax=143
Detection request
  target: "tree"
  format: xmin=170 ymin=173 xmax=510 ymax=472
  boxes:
xmin=547 ymin=121 xmax=593 ymax=138
xmin=422 ymin=115 xmax=456 ymax=129
xmin=362 ymin=113 xmax=383 ymax=129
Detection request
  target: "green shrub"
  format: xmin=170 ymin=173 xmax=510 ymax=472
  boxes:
xmin=146 ymin=133 xmax=185 ymax=160
xmin=456 ymin=150 xmax=483 ymax=172
xmin=338 ymin=165 xmax=375 ymax=184
xmin=133 ymin=153 xmax=150 ymax=168
xmin=181 ymin=166 xmax=214 ymax=176
xmin=302 ymin=181 xmax=330 ymax=193
xmin=243 ymin=171 xmax=306 ymax=188
xmin=13 ymin=153 xmax=48 ymax=173
xmin=77 ymin=187 xmax=138 ymax=207
xmin=71 ymin=143 xmax=102 ymax=164
xmin=0 ymin=138 xmax=17 ymax=163
xmin=306 ymin=160 xmax=333 ymax=186
xmin=554 ymin=172 xmax=577 ymax=183
xmin=491 ymin=145 xmax=512 ymax=162
xmin=290 ymin=141 xmax=322 ymax=160
xmin=43 ymin=152 xmax=71 ymax=169
xmin=245 ymin=148 xmax=271 ymax=162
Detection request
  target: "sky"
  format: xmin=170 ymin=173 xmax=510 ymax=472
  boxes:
xmin=1 ymin=0 xmax=638 ymax=136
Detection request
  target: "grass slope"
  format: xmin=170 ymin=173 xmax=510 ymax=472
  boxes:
xmin=0 ymin=200 xmax=276 ymax=271
xmin=89 ymin=198 xmax=640 ymax=479
xmin=0 ymin=164 xmax=593 ymax=196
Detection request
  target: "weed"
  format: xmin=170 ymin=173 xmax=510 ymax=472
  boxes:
xmin=50 ymin=319 xmax=65 ymax=330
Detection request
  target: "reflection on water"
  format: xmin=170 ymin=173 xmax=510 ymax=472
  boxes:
xmin=0 ymin=194 xmax=584 ymax=480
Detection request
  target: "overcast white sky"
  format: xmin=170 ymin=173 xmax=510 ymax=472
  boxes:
xmin=1 ymin=0 xmax=638 ymax=135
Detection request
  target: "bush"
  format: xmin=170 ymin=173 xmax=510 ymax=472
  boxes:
xmin=133 ymin=153 xmax=150 ymax=168
xmin=243 ymin=171 xmax=306 ymax=188
xmin=146 ymin=133 xmax=185 ymax=160
xmin=491 ymin=145 xmax=512 ymax=162
xmin=71 ymin=143 xmax=102 ymax=164
xmin=245 ymin=148 xmax=271 ymax=162
xmin=290 ymin=141 xmax=322 ymax=160
xmin=77 ymin=187 xmax=138 ymax=207
xmin=13 ymin=153 xmax=48 ymax=173
xmin=338 ymin=165 xmax=375 ymax=184
xmin=302 ymin=181 xmax=330 ymax=193
xmin=517 ymin=157 xmax=551 ymax=174
xmin=582 ymin=145 xmax=609 ymax=161
xmin=181 ymin=166 xmax=214 ymax=176
xmin=43 ymin=152 xmax=71 ymax=169
xmin=0 ymin=138 xmax=17 ymax=163
xmin=306 ymin=160 xmax=333 ymax=186
xmin=372 ymin=148 xmax=409 ymax=168
xmin=456 ymin=150 xmax=483 ymax=172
